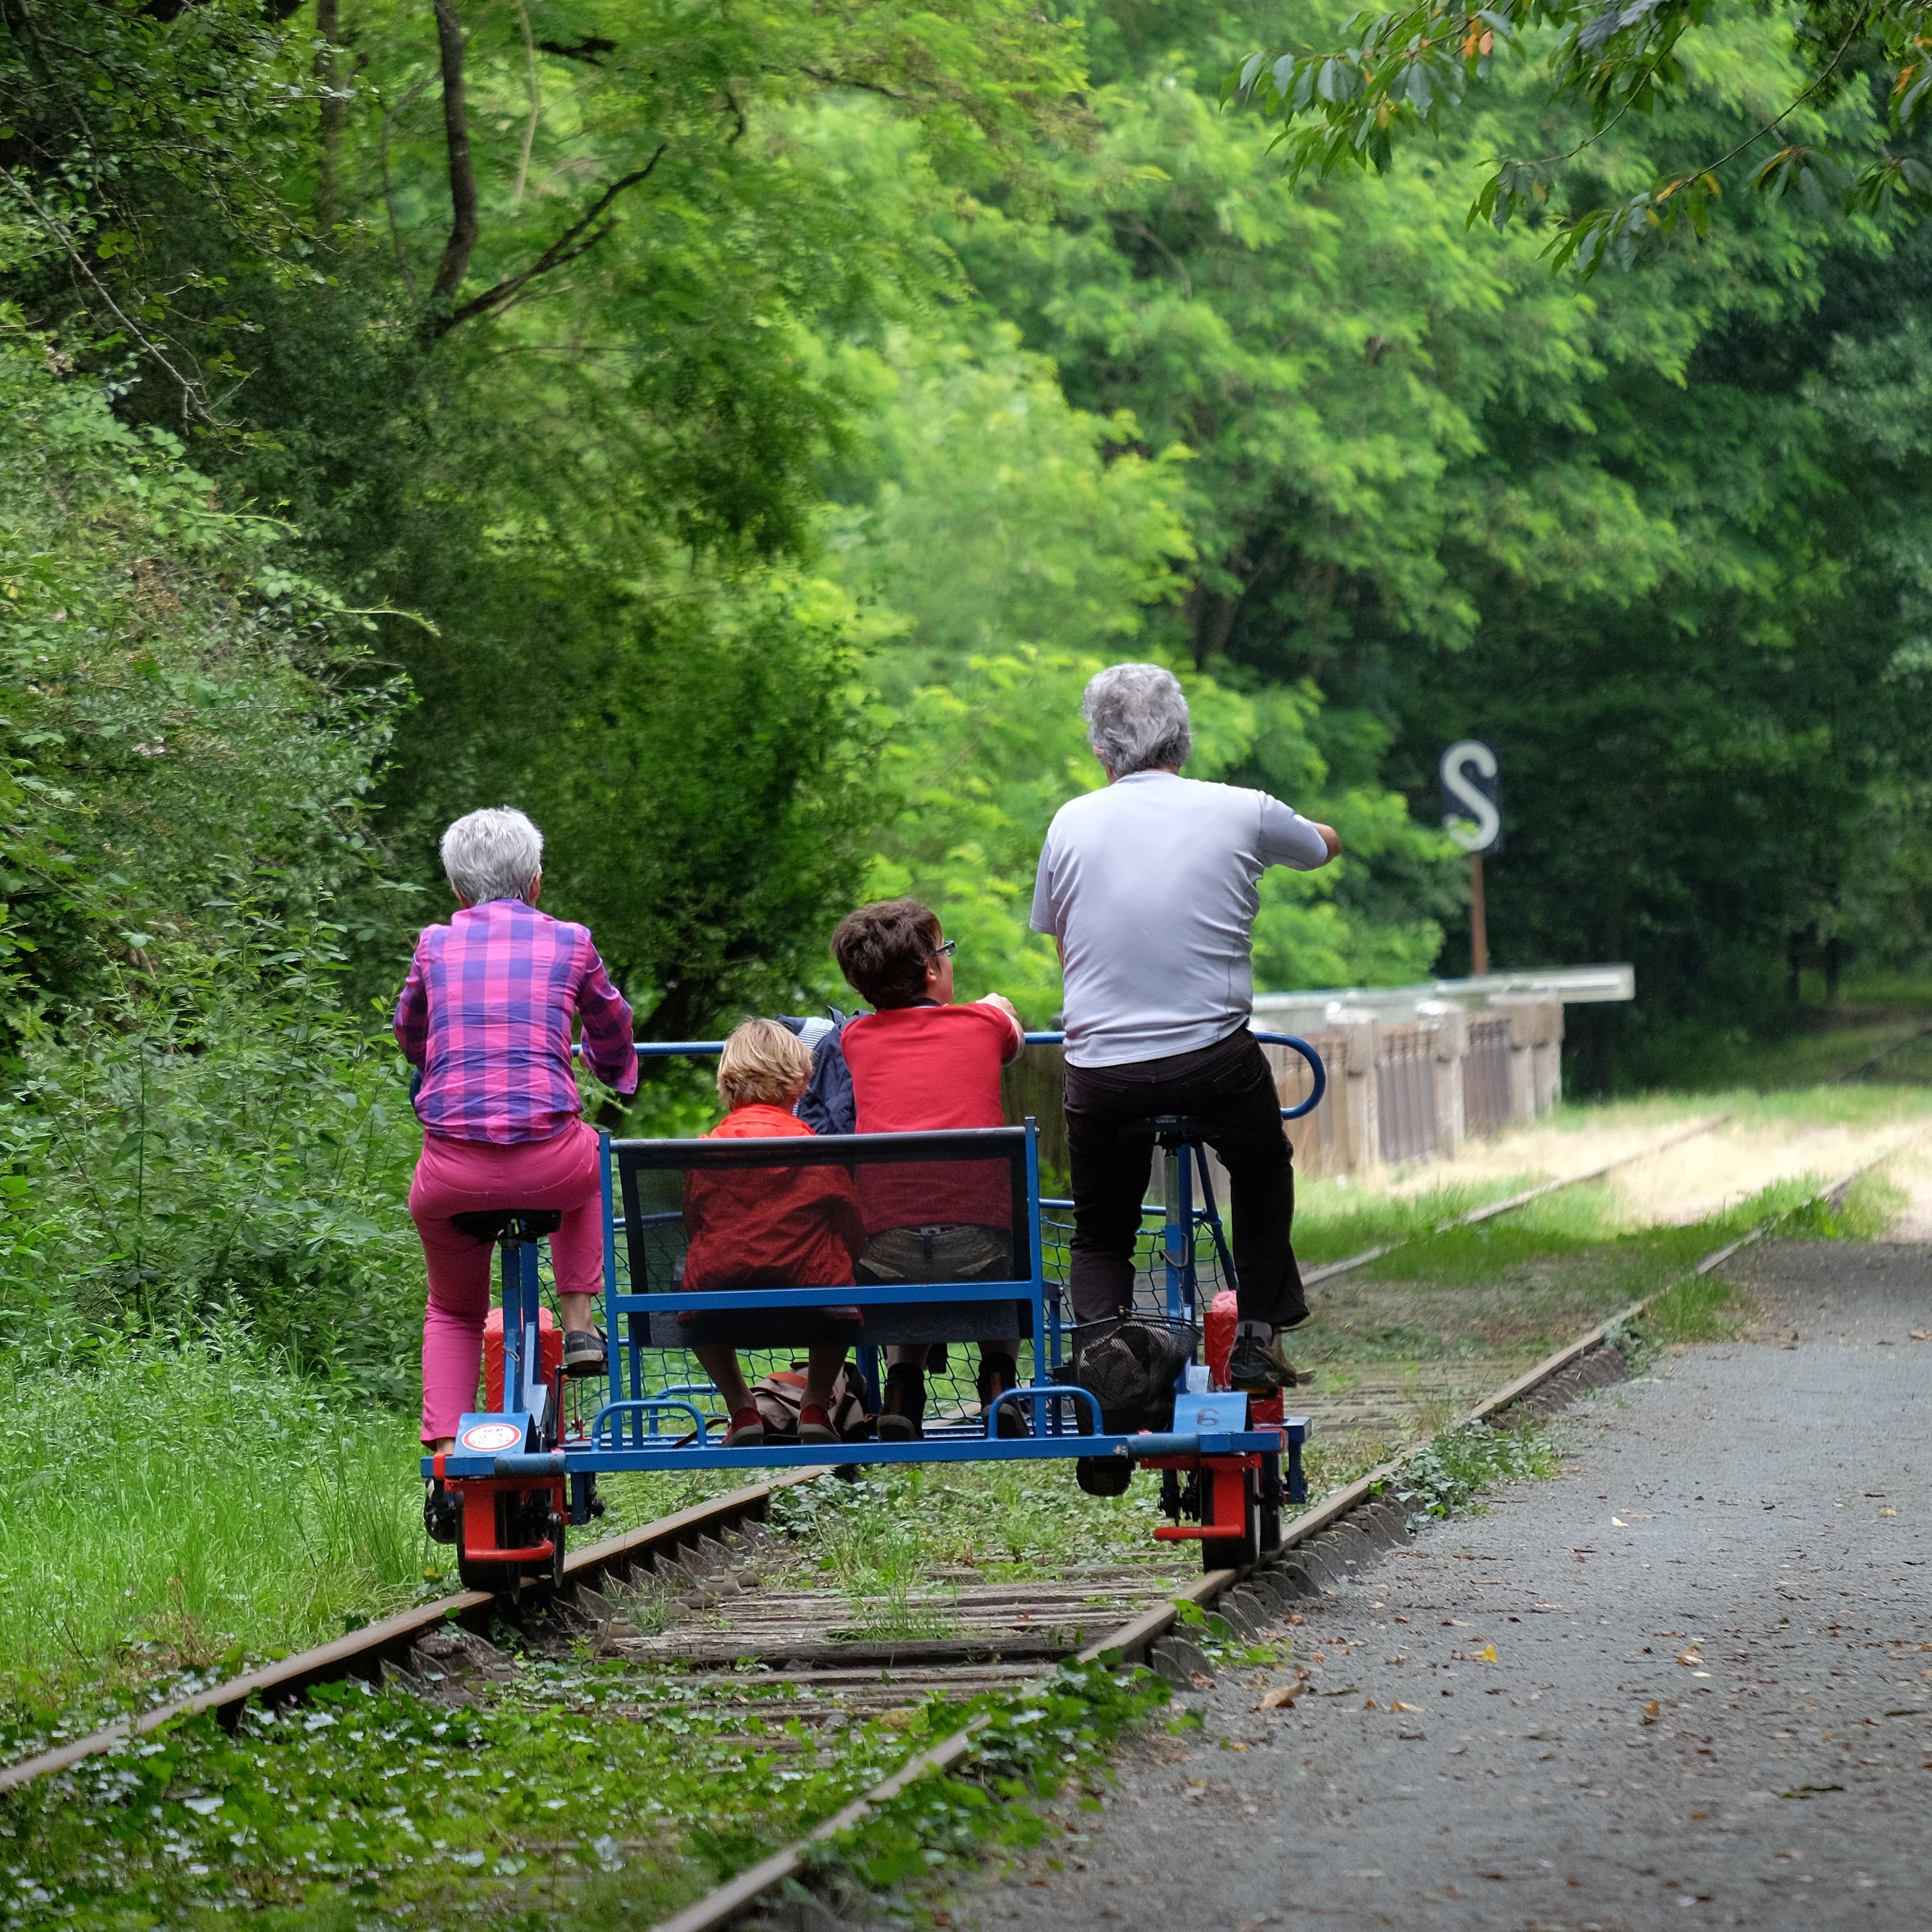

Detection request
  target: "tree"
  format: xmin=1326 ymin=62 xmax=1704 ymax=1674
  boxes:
xmin=1231 ymin=0 xmax=1932 ymax=268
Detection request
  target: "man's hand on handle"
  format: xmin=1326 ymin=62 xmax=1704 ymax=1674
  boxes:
xmin=1313 ymin=822 xmax=1341 ymax=861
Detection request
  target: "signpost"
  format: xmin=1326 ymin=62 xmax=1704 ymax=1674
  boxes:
xmin=1440 ymin=740 xmax=1501 ymax=976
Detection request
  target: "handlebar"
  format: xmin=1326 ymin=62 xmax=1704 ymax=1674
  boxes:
xmin=615 ymin=1028 xmax=1328 ymax=1121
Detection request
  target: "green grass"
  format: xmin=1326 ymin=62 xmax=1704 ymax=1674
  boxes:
xmin=1290 ymin=1174 xmax=1545 ymax=1266
xmin=1641 ymin=1272 xmax=1753 ymax=1344
xmin=0 ymin=1336 xmax=745 ymax=1733
xmin=0 ymin=1335 xmax=426 ymax=1727
xmin=765 ymin=1457 xmax=1180 ymax=1614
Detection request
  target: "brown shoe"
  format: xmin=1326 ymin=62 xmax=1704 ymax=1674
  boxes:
xmin=1226 ymin=1330 xmax=1309 ymax=1393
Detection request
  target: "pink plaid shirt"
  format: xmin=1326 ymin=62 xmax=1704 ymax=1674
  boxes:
xmin=394 ymin=900 xmax=639 ymax=1145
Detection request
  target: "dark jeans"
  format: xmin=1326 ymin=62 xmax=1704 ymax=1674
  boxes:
xmin=1064 ymin=1028 xmax=1306 ymax=1329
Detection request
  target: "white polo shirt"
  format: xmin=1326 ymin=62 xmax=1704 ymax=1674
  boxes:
xmin=1029 ymin=770 xmax=1331 ymax=1068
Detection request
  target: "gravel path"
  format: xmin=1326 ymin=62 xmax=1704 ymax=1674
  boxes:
xmin=964 ymin=1241 xmax=1932 ymax=1931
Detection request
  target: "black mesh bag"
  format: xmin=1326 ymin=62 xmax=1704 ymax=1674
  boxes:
xmin=1073 ymin=1315 xmax=1199 ymax=1435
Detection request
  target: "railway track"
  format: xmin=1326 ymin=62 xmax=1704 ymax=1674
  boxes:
xmin=0 ymin=1127 xmax=1910 ymax=1932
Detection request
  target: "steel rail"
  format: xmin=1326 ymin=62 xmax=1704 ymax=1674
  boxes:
xmin=1301 ymin=1108 xmax=1737 ymax=1287
xmin=0 ymin=1467 xmax=830 ymax=1796
xmin=646 ymin=1140 xmax=1917 ymax=1932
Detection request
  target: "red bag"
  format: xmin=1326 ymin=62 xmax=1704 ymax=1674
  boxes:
xmin=1204 ymin=1288 xmax=1285 ymax=1424
xmin=483 ymin=1305 xmax=563 ymax=1409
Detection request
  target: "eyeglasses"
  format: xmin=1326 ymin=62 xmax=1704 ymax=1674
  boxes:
xmin=931 ymin=940 xmax=957 ymax=958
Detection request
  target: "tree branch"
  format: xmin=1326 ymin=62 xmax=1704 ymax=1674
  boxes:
xmin=510 ymin=0 xmax=540 ymax=208
xmin=426 ymin=146 xmax=666 ymax=338
xmin=429 ymin=0 xmax=478 ymax=302
xmin=378 ymin=69 xmax=434 ymax=298
xmin=0 ymin=163 xmax=218 ymax=424
xmin=797 ymin=65 xmax=913 ymax=102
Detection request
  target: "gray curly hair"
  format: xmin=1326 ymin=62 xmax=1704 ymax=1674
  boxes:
xmin=1081 ymin=662 xmax=1192 ymax=777
xmin=440 ymin=806 xmax=545 ymax=906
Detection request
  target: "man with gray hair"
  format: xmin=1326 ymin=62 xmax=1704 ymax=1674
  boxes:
xmin=1029 ymin=663 xmax=1340 ymax=1394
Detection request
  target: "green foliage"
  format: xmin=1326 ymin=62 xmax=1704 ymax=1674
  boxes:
xmin=0 ymin=318 xmax=421 ymax=1364
xmin=1641 ymin=1273 xmax=1749 ymax=1342
xmin=0 ymin=1332 xmax=427 ymax=1720
xmin=1231 ymin=0 xmax=1932 ymax=263
xmin=0 ymin=0 xmax=321 ymax=420
xmin=806 ymin=1660 xmax=1167 ymax=1894
xmin=0 ymin=1667 xmax=932 ymax=1927
xmin=1390 ymin=1419 xmax=1559 ymax=1525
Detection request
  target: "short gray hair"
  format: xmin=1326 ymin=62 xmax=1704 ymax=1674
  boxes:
xmin=1081 ymin=662 xmax=1192 ymax=776
xmin=440 ymin=806 xmax=545 ymax=906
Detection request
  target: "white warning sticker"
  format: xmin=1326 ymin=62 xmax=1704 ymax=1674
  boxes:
xmin=460 ymin=1421 xmax=523 ymax=1453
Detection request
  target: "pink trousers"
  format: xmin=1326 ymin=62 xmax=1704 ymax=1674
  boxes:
xmin=411 ymin=1121 xmax=603 ymax=1444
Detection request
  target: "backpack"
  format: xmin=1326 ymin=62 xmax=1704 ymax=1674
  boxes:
xmin=1073 ymin=1316 xmax=1199 ymax=1435
xmin=749 ymin=1362 xmax=873 ymax=1441
xmin=779 ymin=1010 xmax=856 ymax=1136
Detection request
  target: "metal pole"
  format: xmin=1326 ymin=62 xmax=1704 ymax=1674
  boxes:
xmin=1469 ymin=851 xmax=1489 ymax=977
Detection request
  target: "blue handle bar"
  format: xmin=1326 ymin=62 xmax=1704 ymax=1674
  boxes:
xmin=611 ymin=1027 xmax=1327 ymax=1120
xmin=1253 ymin=1031 xmax=1328 ymax=1120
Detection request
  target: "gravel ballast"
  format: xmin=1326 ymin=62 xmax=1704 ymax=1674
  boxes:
xmin=965 ymin=1240 xmax=1932 ymax=1931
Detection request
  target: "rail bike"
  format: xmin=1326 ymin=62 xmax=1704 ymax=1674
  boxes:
xmin=425 ymin=1032 xmax=1326 ymax=1593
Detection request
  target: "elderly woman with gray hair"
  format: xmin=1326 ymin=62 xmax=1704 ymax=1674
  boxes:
xmin=1029 ymin=664 xmax=1340 ymax=1395
xmin=395 ymin=807 xmax=637 ymax=1540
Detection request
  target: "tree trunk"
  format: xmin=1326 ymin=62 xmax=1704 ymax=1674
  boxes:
xmin=430 ymin=0 xmax=479 ymax=302
xmin=315 ymin=0 xmax=346 ymax=231
xmin=1185 ymin=582 xmax=1242 ymax=668
xmin=1824 ymin=933 xmax=1844 ymax=1008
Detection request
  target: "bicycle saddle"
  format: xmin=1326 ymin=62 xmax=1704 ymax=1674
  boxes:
xmin=451 ymin=1208 xmax=565 ymax=1244
xmin=1116 ymin=1114 xmax=1218 ymax=1148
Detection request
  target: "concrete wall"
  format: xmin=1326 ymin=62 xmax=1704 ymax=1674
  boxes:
xmin=1002 ymin=996 xmax=1564 ymax=1184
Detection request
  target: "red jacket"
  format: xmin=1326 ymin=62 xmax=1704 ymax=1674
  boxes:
xmin=842 ymin=1001 xmax=1024 ymax=1234
xmin=680 ymin=1104 xmax=865 ymax=1300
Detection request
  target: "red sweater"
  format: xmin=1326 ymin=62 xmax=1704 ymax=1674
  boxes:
xmin=841 ymin=1001 xmax=1024 ymax=1235
xmin=680 ymin=1104 xmax=865 ymax=1299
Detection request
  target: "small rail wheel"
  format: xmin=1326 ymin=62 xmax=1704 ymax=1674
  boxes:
xmin=1201 ymin=1467 xmax=1261 ymax=1574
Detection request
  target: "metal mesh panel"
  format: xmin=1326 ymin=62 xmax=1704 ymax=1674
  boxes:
xmin=1039 ymin=1200 xmax=1231 ymax=1322
xmin=513 ymin=1171 xmax=1231 ymax=1441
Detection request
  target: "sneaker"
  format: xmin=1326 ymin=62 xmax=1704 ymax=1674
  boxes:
xmin=424 ymin=1479 xmax=460 ymax=1546
xmin=562 ymin=1328 xmax=607 ymax=1379
xmin=722 ymin=1406 xmax=765 ymax=1449
xmin=878 ymin=1364 xmax=925 ymax=1442
xmin=798 ymin=1403 xmax=839 ymax=1445
xmin=1226 ymin=1328 xmax=1309 ymax=1394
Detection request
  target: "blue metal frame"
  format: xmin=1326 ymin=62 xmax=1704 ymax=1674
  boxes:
xmin=432 ymin=1034 xmax=1322 ymax=1494
xmin=620 ymin=1028 xmax=1327 ymax=1120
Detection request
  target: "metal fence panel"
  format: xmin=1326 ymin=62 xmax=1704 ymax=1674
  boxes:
xmin=1463 ymin=1016 xmax=1513 ymax=1136
xmin=1376 ymin=1023 xmax=1438 ymax=1166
